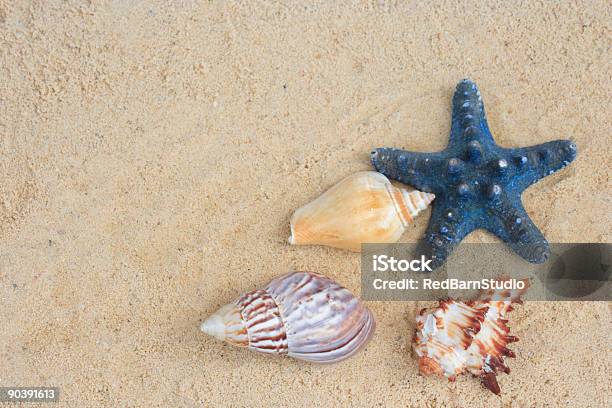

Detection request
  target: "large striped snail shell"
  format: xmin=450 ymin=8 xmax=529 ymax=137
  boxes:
xmin=289 ymin=171 xmax=435 ymax=252
xmin=201 ymin=271 xmax=375 ymax=363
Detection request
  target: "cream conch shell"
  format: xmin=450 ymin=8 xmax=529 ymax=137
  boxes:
xmin=413 ymin=278 xmax=529 ymax=394
xmin=201 ymin=271 xmax=375 ymax=363
xmin=289 ymin=171 xmax=435 ymax=252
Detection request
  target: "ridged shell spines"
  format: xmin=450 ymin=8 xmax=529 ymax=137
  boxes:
xmin=412 ymin=278 xmax=529 ymax=394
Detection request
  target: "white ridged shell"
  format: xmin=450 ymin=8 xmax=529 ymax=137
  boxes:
xmin=201 ymin=272 xmax=375 ymax=363
xmin=413 ymin=279 xmax=529 ymax=394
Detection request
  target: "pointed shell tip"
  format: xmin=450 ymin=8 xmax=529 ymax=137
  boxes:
xmin=200 ymin=314 xmax=225 ymax=341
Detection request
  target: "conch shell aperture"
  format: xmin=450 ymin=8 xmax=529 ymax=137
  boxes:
xmin=289 ymin=171 xmax=435 ymax=252
xmin=201 ymin=271 xmax=375 ymax=363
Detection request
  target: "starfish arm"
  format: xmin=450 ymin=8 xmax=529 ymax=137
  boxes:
xmin=448 ymin=79 xmax=495 ymax=147
xmin=420 ymin=198 xmax=478 ymax=269
xmin=485 ymin=196 xmax=550 ymax=263
xmin=370 ymin=148 xmax=446 ymax=192
xmin=507 ymin=140 xmax=577 ymax=191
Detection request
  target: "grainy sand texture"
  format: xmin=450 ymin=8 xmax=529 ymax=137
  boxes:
xmin=1 ymin=1 xmax=611 ymax=407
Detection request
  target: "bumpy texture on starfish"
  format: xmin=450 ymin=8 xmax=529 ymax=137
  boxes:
xmin=371 ymin=79 xmax=577 ymax=269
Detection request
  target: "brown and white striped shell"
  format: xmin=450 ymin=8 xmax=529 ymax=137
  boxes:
xmin=289 ymin=171 xmax=435 ymax=252
xmin=201 ymin=271 xmax=375 ymax=363
xmin=413 ymin=278 xmax=529 ymax=394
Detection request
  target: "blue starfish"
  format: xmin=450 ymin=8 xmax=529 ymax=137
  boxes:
xmin=371 ymin=79 xmax=577 ymax=269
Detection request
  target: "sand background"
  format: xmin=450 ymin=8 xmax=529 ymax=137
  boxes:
xmin=1 ymin=1 xmax=610 ymax=407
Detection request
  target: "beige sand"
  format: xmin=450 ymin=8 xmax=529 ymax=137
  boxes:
xmin=1 ymin=1 xmax=610 ymax=407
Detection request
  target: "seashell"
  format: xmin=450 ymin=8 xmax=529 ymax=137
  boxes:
xmin=201 ymin=271 xmax=375 ymax=363
xmin=413 ymin=278 xmax=529 ymax=394
xmin=289 ymin=171 xmax=435 ymax=252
